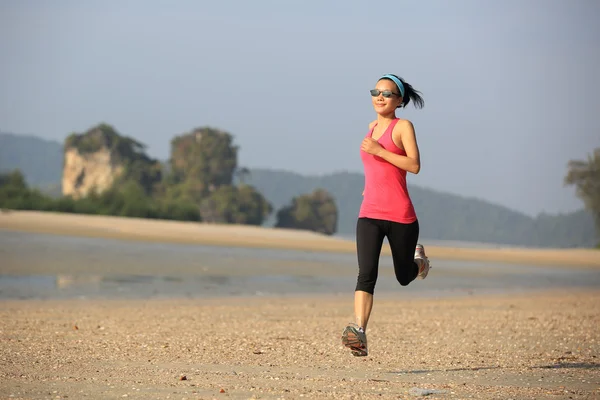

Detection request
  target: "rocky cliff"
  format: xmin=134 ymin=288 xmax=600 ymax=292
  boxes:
xmin=62 ymin=146 xmax=125 ymax=199
xmin=62 ymin=124 xmax=159 ymax=199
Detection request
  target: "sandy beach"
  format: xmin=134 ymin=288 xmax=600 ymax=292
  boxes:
xmin=1 ymin=290 xmax=599 ymax=400
xmin=1 ymin=210 xmax=600 ymax=399
xmin=1 ymin=210 xmax=599 ymax=269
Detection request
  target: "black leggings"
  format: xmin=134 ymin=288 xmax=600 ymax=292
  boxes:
xmin=355 ymin=217 xmax=420 ymax=294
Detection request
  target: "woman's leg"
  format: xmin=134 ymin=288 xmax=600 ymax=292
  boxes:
xmin=387 ymin=219 xmax=421 ymax=286
xmin=342 ymin=217 xmax=385 ymax=356
xmin=354 ymin=217 xmax=385 ymax=330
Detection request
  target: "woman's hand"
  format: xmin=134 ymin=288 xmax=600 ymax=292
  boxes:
xmin=361 ymin=138 xmax=384 ymax=156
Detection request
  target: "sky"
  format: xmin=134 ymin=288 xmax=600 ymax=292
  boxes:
xmin=1 ymin=0 xmax=599 ymax=217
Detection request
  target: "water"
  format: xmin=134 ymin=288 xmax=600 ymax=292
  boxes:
xmin=1 ymin=230 xmax=599 ymax=300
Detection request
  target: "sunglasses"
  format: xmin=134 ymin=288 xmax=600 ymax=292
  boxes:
xmin=370 ymin=89 xmax=400 ymax=98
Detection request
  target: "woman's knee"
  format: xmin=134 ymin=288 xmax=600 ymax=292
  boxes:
xmin=356 ymin=270 xmax=377 ymax=293
xmin=356 ymin=280 xmax=376 ymax=294
xmin=397 ymin=275 xmax=413 ymax=286
xmin=395 ymin=262 xmax=418 ymax=286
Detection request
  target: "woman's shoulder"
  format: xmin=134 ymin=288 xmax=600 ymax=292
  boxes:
xmin=394 ymin=117 xmax=413 ymax=125
xmin=391 ymin=118 xmax=416 ymax=148
xmin=368 ymin=120 xmax=377 ymax=129
xmin=392 ymin=118 xmax=415 ymax=132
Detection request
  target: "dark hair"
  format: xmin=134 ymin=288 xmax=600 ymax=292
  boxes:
xmin=380 ymin=74 xmax=424 ymax=109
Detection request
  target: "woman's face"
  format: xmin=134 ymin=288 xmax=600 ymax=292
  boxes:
xmin=371 ymin=79 xmax=403 ymax=115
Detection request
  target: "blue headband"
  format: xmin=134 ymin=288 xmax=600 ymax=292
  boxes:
xmin=380 ymin=74 xmax=405 ymax=98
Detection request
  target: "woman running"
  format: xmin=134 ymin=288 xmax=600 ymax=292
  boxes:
xmin=341 ymin=73 xmax=431 ymax=357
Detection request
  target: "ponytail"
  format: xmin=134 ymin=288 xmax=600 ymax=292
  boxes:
xmin=379 ymin=74 xmax=424 ymax=109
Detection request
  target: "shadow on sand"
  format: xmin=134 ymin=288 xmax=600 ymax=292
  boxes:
xmin=536 ymin=362 xmax=600 ymax=370
xmin=389 ymin=361 xmax=600 ymax=375
xmin=389 ymin=366 xmax=501 ymax=375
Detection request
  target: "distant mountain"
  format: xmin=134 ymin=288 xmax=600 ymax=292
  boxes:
xmin=0 ymin=131 xmax=63 ymax=196
xmin=0 ymin=131 xmax=596 ymax=248
xmin=243 ymin=168 xmax=596 ymax=248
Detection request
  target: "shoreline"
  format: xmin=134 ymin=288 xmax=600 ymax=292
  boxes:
xmin=1 ymin=210 xmax=599 ymax=269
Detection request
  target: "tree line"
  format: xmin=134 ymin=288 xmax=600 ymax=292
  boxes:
xmin=0 ymin=124 xmax=338 ymax=235
xmin=1 ymin=124 xmax=598 ymax=246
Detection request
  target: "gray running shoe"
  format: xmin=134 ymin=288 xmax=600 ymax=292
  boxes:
xmin=414 ymin=244 xmax=431 ymax=279
xmin=341 ymin=323 xmax=368 ymax=357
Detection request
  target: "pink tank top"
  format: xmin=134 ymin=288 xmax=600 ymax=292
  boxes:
xmin=358 ymin=118 xmax=417 ymax=224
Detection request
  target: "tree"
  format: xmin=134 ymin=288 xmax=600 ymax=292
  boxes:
xmin=199 ymin=184 xmax=272 ymax=225
xmin=275 ymin=188 xmax=338 ymax=235
xmin=0 ymin=169 xmax=27 ymax=189
xmin=65 ymin=123 xmax=148 ymax=159
xmin=168 ymin=127 xmax=238 ymax=198
xmin=164 ymin=127 xmax=274 ymax=226
xmin=0 ymin=169 xmax=53 ymax=211
xmin=564 ymin=147 xmax=600 ymax=242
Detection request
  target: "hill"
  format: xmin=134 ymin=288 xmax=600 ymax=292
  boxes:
xmin=0 ymin=131 xmax=63 ymax=195
xmin=243 ymin=168 xmax=596 ymax=248
xmin=0 ymin=132 xmax=596 ymax=248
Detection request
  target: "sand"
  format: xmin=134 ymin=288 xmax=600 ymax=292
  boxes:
xmin=1 ymin=290 xmax=599 ymax=400
xmin=2 ymin=210 xmax=600 ymax=399
xmin=1 ymin=210 xmax=599 ymax=269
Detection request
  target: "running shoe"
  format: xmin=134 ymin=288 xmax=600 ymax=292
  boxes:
xmin=414 ymin=244 xmax=431 ymax=279
xmin=341 ymin=323 xmax=368 ymax=357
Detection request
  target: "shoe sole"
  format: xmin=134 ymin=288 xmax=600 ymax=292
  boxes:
xmin=341 ymin=326 xmax=368 ymax=357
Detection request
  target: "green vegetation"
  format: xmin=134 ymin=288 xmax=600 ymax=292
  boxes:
xmin=199 ymin=184 xmax=273 ymax=224
xmin=1 ymin=132 xmax=596 ymax=246
xmin=162 ymin=127 xmax=273 ymax=225
xmin=1 ymin=124 xmax=329 ymax=232
xmin=565 ymin=147 xmax=600 ymax=246
xmin=168 ymin=127 xmax=238 ymax=196
xmin=65 ymin=124 xmax=145 ymax=158
xmin=0 ymin=170 xmax=53 ymax=211
xmin=0 ymin=170 xmax=201 ymax=221
xmin=275 ymin=189 xmax=338 ymax=235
